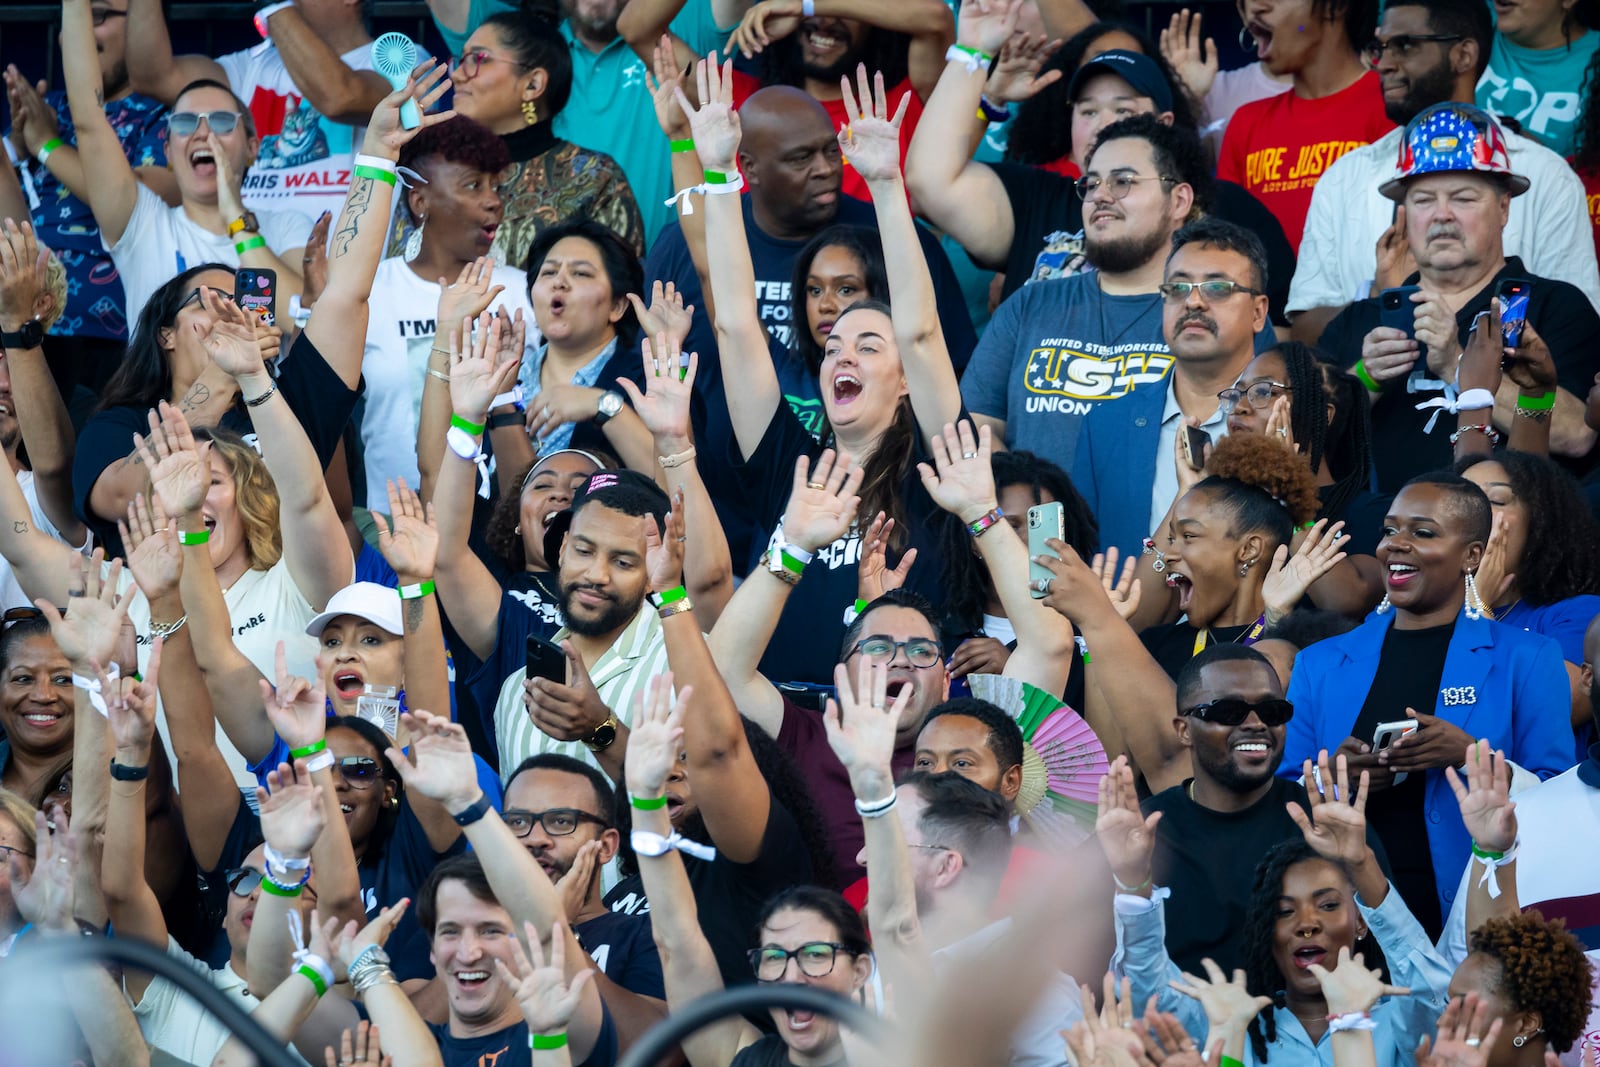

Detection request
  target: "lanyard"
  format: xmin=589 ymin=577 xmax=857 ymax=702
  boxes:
xmin=1191 ymin=614 xmax=1267 ymax=658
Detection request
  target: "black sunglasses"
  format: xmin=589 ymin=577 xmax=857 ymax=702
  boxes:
xmin=335 ymin=756 xmax=384 ymax=788
xmin=1180 ymin=698 xmax=1294 ymax=727
xmin=1 ymin=607 xmax=43 ymax=630
xmin=225 ymin=865 xmax=318 ymax=899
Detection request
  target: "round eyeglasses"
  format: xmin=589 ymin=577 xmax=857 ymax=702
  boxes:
xmin=847 ymin=635 xmax=942 ymax=669
xmin=1075 ymin=173 xmax=1177 ymax=201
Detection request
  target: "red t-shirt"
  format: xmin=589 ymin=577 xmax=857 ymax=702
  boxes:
xmin=1576 ymin=163 xmax=1600 ymax=265
xmin=728 ymin=72 xmax=925 ymax=204
xmin=1217 ymin=69 xmax=1393 ymax=251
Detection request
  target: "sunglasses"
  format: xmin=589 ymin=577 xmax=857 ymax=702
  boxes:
xmin=1 ymin=606 xmax=43 ymax=630
xmin=178 ymin=286 xmax=237 ymax=312
xmin=225 ymin=865 xmax=318 ymax=900
xmin=1180 ymin=698 xmax=1294 ymax=727
xmin=335 ymin=756 xmax=384 ymax=788
xmin=167 ymin=111 xmax=243 ymax=138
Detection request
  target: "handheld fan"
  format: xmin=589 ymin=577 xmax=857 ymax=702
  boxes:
xmin=371 ymin=33 xmax=422 ymax=130
xmin=967 ymin=674 xmax=1109 ymax=848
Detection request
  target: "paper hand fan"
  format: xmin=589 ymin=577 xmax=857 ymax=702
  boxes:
xmin=967 ymin=673 xmax=1109 ymax=847
xmin=371 ymin=33 xmax=423 ymax=130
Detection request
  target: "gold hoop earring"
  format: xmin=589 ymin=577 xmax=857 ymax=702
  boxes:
xmin=522 ymin=99 xmax=538 ymax=126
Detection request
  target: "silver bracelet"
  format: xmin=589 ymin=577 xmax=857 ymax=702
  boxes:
xmin=148 ymin=614 xmax=188 ymax=640
xmin=348 ymin=947 xmax=397 ymax=996
xmin=245 ymin=382 xmax=278 ymax=408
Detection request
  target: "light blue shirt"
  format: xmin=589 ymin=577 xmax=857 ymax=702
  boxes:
xmin=1149 ymin=376 xmax=1231 ymax=534
xmin=1113 ymin=884 xmax=1452 ymax=1067
xmin=518 ymin=337 xmax=618 ymax=454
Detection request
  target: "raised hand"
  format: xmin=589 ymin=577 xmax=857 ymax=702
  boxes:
xmin=299 ymin=212 xmax=332 ymax=311
xmin=437 ymin=258 xmax=507 ymax=343
xmin=37 ymin=549 xmax=132 ymax=671
xmin=134 ymin=401 xmax=212 ymax=519
xmin=984 ymin=30 xmax=1065 ymax=104
xmin=1470 ymin=512 xmax=1515 ymax=612
xmin=1307 ymin=946 xmax=1410 ymax=1016
xmin=624 ymin=673 xmax=685 ymax=799
xmin=360 ymin=59 xmax=456 ymax=158
xmin=824 ymin=654 xmax=909 ymax=798
xmin=9 ymin=809 xmax=76 ymax=932
xmin=1286 ymin=751 xmax=1371 ymax=868
xmin=1033 ymin=541 xmax=1139 ymax=626
xmin=104 ymin=637 xmax=160 ymax=756
xmin=323 ymin=1022 xmax=389 ymax=1067
xmin=1502 ymin=321 xmax=1558 ymax=394
xmin=0 ymin=218 xmax=53 ymax=325
xmin=388 ymin=710 xmax=482 ymax=814
xmin=1261 ymin=520 xmax=1350 ymax=623
xmin=916 ymin=420 xmax=999 ymax=524
xmin=1064 ymin=974 xmax=1145 ymax=1067
xmin=376 ymin=478 xmax=439 ymax=583
xmin=1456 ymin=307 xmax=1503 ymax=398
xmin=334 ymin=898 xmax=410 ymax=971
xmin=1094 ymin=549 xmax=1142 ymax=622
xmin=837 ymin=65 xmax=911 ymax=185
xmin=643 ymin=488 xmax=687 ymax=595
xmin=1416 ymin=995 xmax=1501 ymax=1067
xmin=674 ymin=53 xmax=741 ymax=171
xmin=1261 ymin=395 xmax=1298 ymax=457
xmin=1138 ymin=1007 xmax=1219 ymax=1067
xmin=258 ymin=641 xmax=329 ymax=752
xmin=780 ymin=449 xmax=864 ymax=554
xmin=957 ymin=0 xmax=1023 ymax=57
xmin=1445 ymin=742 xmax=1516 ymax=854
xmin=198 ymin=287 xmax=268 ymax=380
xmin=3 ymin=68 xmax=60 ymax=158
xmin=1168 ymin=959 xmax=1272 ymax=1045
xmin=646 ymin=35 xmax=692 ymax=139
xmin=255 ymin=759 xmax=327 ymax=860
xmin=626 ymin=281 xmax=695 ymax=352
xmin=1159 ymin=8 xmax=1218 ymax=102
xmin=857 ymin=513 xmax=916 ymax=602
xmin=1095 ymin=757 xmax=1160 ymax=891
xmin=618 ymin=332 xmax=697 ymax=446
xmin=496 ymin=920 xmax=597 ymax=1038
xmin=448 ymin=308 xmax=520 ymax=424
xmin=726 ymin=0 xmax=802 ymax=59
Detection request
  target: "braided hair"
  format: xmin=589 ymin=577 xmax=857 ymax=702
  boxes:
xmin=1318 ymin=362 xmax=1375 ymax=527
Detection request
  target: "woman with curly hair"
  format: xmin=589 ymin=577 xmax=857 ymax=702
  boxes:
xmin=1457 ymin=450 xmax=1600 ymax=734
xmin=1448 ymin=912 xmax=1596 ymax=1065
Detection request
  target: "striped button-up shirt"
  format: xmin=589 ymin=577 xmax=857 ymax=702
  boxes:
xmin=493 ymin=601 xmax=670 ymax=783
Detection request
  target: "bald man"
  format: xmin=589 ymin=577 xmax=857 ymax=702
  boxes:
xmin=642 ymin=86 xmax=977 ymax=562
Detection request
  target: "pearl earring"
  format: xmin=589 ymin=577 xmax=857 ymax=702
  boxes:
xmin=1375 ymin=594 xmax=1391 ymax=614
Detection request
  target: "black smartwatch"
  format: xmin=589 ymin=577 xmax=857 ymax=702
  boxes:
xmin=109 ymin=759 xmax=150 ymax=782
xmin=0 ymin=319 xmax=44 ymax=352
xmin=450 ymin=793 xmax=493 ymax=827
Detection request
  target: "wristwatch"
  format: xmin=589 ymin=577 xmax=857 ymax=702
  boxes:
xmin=0 ymin=318 xmax=44 ymax=351
xmin=584 ymin=712 xmax=619 ymax=751
xmin=593 ymin=390 xmax=624 ymax=427
xmin=227 ymin=211 xmax=261 ymax=237
xmin=450 ymin=792 xmax=493 ymax=827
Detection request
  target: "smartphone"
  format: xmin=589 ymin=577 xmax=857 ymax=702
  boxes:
xmin=1497 ymin=278 xmax=1532 ymax=350
xmin=1181 ymin=425 xmax=1211 ymax=472
xmin=1372 ymin=719 xmax=1419 ymax=752
xmin=1027 ymin=502 xmax=1065 ymax=600
xmin=1378 ymin=285 xmax=1421 ymax=338
xmin=525 ymin=635 xmax=566 ymax=685
xmin=235 ymin=267 xmax=276 ymax=327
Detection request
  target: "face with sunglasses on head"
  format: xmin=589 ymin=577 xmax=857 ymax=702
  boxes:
xmin=166 ymin=84 xmax=259 ymax=206
xmin=1174 ymin=655 xmax=1292 ymax=799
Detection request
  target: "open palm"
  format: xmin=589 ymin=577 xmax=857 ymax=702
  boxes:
xmin=837 ymin=66 xmax=909 ymax=184
xmin=675 ymin=54 xmax=741 ymax=169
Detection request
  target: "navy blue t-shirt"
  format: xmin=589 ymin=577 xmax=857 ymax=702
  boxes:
xmin=428 ymin=1009 xmax=617 ymax=1067
xmin=575 ymin=909 xmax=664 ymax=1000
xmin=460 ymin=573 xmax=565 ymax=754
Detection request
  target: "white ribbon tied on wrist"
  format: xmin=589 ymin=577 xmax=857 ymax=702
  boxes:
xmin=446 ymin=425 xmax=492 ymax=499
xmin=1475 ymin=840 xmax=1520 ymax=899
xmin=1414 ymin=387 xmax=1496 ymax=433
xmin=287 ymin=911 xmax=336 ymax=990
xmin=663 ymin=174 xmax=746 ymax=216
xmin=944 ymin=44 xmax=991 ymax=74
xmin=71 ymin=663 xmax=120 ymax=718
xmin=631 ymin=828 xmax=717 ymax=862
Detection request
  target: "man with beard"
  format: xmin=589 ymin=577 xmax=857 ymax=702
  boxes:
xmin=1 ymin=0 xmax=173 ymax=402
xmin=1070 ymin=214 xmax=1274 ymax=559
xmin=1289 ymin=0 xmax=1600 ymax=344
xmin=1320 ymin=103 xmax=1600 ymax=491
xmin=1142 ymin=644 xmax=1388 ymax=976
xmin=489 ymin=470 xmax=672 ymax=781
xmin=0 ymin=222 xmax=87 ymax=612
xmin=620 ymin=0 xmax=954 ymax=203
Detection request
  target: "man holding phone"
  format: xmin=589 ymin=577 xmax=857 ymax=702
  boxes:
xmin=1318 ymin=102 xmax=1600 ymax=493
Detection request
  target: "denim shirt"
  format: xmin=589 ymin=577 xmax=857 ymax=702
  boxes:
xmin=1112 ymin=883 xmax=1453 ymax=1066
xmin=517 ymin=337 xmax=618 ymax=454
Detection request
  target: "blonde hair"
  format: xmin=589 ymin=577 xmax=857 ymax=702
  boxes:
xmin=195 ymin=428 xmax=283 ymax=570
xmin=0 ymin=788 xmax=38 ymax=857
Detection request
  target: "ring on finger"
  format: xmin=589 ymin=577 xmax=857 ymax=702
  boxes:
xmin=1465 ymin=1038 xmax=1482 ymax=1049
xmin=961 ymin=451 xmax=977 ymax=460
xmin=807 ymin=481 xmax=826 ymax=490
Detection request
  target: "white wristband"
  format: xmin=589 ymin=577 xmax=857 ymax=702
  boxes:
xmin=303 ymin=749 xmax=335 ymax=774
xmin=253 ymin=0 xmax=295 ymax=37
xmin=945 ymin=44 xmax=992 ymax=74
xmin=446 ymin=425 xmax=492 ymax=499
xmin=352 ymin=153 xmax=398 ymax=174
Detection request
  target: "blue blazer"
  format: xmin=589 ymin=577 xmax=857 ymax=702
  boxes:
xmin=1071 ymin=379 xmax=1170 ymax=562
xmin=1279 ymin=608 xmax=1573 ymax=917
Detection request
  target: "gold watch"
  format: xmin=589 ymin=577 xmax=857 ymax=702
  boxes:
xmin=584 ymin=712 xmax=619 ymax=751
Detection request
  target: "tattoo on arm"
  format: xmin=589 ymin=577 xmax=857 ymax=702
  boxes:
xmin=178 ymin=381 xmax=211 ymax=414
xmin=404 ymin=595 xmax=423 ymax=634
xmin=331 ymin=177 xmax=375 ymax=258
xmin=13 ymin=521 xmax=28 ymax=534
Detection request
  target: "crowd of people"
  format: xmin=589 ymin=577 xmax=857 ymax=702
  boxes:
xmin=2 ymin=0 xmax=1600 ymax=1064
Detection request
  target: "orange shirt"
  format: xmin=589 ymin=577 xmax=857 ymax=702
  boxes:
xmin=1217 ymin=69 xmax=1393 ymax=251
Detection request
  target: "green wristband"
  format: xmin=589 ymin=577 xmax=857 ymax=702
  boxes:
xmin=234 ymin=234 xmax=267 ymax=254
xmin=630 ymin=793 xmax=668 ymax=810
xmin=260 ymin=878 xmax=302 ymax=898
xmin=296 ymin=963 xmax=329 ymax=997
xmin=36 ymin=137 xmax=64 ymax=164
xmin=649 ymin=585 xmax=688 ymax=607
xmin=531 ymin=1033 xmax=568 ymax=1050
xmin=1471 ymin=842 xmax=1506 ymax=861
xmin=450 ymin=412 xmax=486 ymax=436
xmin=178 ymin=529 xmax=210 ymax=545
xmin=1517 ymin=390 xmax=1556 ymax=411
xmin=289 ymin=739 xmax=327 ymax=759
xmin=352 ymin=163 xmax=397 ymax=186
xmin=398 ymin=580 xmax=436 ymax=600
xmin=669 ymin=138 xmax=695 ymax=153
xmin=1353 ymin=360 xmax=1382 ymax=393
xmin=1221 ymin=1058 xmax=1245 ymax=1067
xmin=703 ymin=169 xmax=732 ymax=184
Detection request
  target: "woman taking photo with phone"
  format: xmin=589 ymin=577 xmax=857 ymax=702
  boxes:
xmin=1279 ymin=472 xmax=1573 ymax=938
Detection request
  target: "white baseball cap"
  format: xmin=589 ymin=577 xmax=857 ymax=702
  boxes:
xmin=304 ymin=582 xmax=405 ymax=638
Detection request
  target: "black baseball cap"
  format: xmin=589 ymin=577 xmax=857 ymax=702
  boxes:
xmin=1068 ymin=50 xmax=1173 ymax=114
xmin=542 ymin=469 xmax=671 ymax=569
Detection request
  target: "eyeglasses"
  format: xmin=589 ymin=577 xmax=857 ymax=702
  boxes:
xmin=1179 ymin=698 xmax=1294 ymax=727
xmin=502 ymin=807 xmax=609 ymax=838
xmin=1361 ymin=34 xmax=1464 ymax=67
xmin=450 ymin=49 xmax=531 ymax=79
xmin=225 ymin=865 xmax=318 ymax=900
xmin=1217 ymin=380 xmax=1291 ymax=414
xmin=748 ymin=941 xmax=855 ymax=982
xmin=91 ymin=7 xmax=128 ymax=26
xmin=847 ymin=635 xmax=943 ymax=669
xmin=1074 ymin=173 xmax=1177 ymax=201
xmin=178 ymin=287 xmax=237 ymax=312
xmin=335 ymin=756 xmax=384 ymax=789
xmin=166 ymin=111 xmax=243 ymax=138
xmin=1159 ymin=280 xmax=1264 ymax=304
xmin=1 ymin=607 xmax=43 ymax=631
xmin=0 ymin=843 xmax=34 ymax=862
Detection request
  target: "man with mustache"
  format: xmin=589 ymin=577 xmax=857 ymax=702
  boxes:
xmin=1069 ymin=211 xmax=1273 ymax=560
xmin=1318 ymin=102 xmax=1600 ymax=494
xmin=1289 ymin=0 xmax=1600 ymax=346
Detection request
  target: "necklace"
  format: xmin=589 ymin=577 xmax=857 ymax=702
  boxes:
xmin=1190 ymin=613 xmax=1267 ymax=658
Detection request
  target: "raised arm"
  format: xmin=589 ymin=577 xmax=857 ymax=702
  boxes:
xmin=333 ymin=902 xmax=444 ymax=1067
xmin=1446 ymin=742 xmax=1521 ymax=929
xmin=254 ymin=6 xmax=393 ymax=125
xmin=917 ymin=421 xmax=1075 ymax=693
xmin=0 ymin=445 xmax=80 ymax=604
xmin=676 ymin=56 xmax=780 ymax=461
xmin=839 ymin=68 xmax=961 ymax=440
xmin=903 ymin=0 xmax=1019 ymax=268
xmin=706 ymin=450 xmax=863 ymax=737
xmin=213 ymin=913 xmax=359 ymax=1067
xmin=244 ymin=760 xmax=328 ymax=996
xmin=58 ymin=0 xmax=140 ymax=246
xmin=308 ymin=64 xmax=456 ymax=390
xmin=0 ymin=220 xmax=85 ymax=545
xmin=123 ymin=0 xmax=227 ymax=104
xmin=624 ymin=677 xmax=760 ymax=1066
